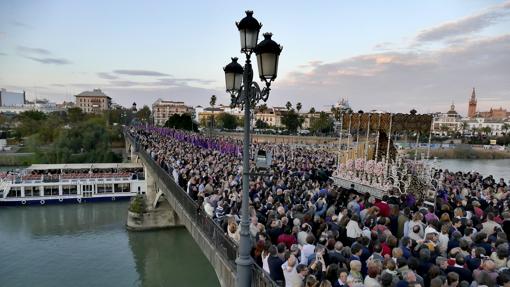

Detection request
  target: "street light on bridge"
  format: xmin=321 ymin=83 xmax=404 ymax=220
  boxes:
xmin=223 ymin=10 xmax=282 ymax=287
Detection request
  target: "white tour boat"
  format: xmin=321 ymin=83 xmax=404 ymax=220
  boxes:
xmin=0 ymin=163 xmax=146 ymax=206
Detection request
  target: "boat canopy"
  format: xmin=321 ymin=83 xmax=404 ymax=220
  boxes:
xmin=26 ymin=163 xmax=143 ymax=171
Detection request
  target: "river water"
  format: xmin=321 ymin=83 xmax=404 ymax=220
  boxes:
xmin=0 ymin=202 xmax=220 ymax=287
xmin=433 ymin=159 xmax=510 ymax=180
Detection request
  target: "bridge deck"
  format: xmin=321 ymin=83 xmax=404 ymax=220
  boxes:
xmin=127 ymin=133 xmax=276 ymax=287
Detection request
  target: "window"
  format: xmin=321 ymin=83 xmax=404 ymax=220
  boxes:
xmin=97 ymin=184 xmax=113 ymax=193
xmin=114 ymin=183 xmax=130 ymax=193
xmin=44 ymin=186 xmax=59 ymax=196
xmin=24 ymin=186 xmax=37 ymax=197
xmin=62 ymin=185 xmax=77 ymax=195
xmin=7 ymin=187 xmax=22 ymax=197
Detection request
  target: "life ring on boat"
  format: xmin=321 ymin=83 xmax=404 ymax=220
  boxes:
xmin=77 ymin=198 xmax=82 ymax=203
xmin=40 ymin=200 xmax=45 ymax=205
xmin=21 ymin=200 xmax=27 ymax=205
xmin=112 ymin=197 xmax=116 ymax=201
xmin=58 ymin=198 xmax=63 ymax=202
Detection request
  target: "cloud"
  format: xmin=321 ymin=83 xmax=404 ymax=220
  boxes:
xmin=17 ymin=45 xmax=51 ymax=55
xmin=277 ymin=34 xmax=510 ymax=113
xmin=11 ymin=21 xmax=32 ymax=29
xmin=113 ymin=69 xmax=170 ymax=77
xmin=17 ymin=45 xmax=71 ymax=65
xmin=415 ymin=1 xmax=510 ymax=43
xmin=0 ymin=52 xmax=6 ymax=56
xmin=97 ymin=72 xmax=118 ymax=80
xmin=24 ymin=56 xmax=71 ymax=65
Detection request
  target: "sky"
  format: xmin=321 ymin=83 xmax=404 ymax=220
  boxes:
xmin=0 ymin=0 xmax=509 ymax=115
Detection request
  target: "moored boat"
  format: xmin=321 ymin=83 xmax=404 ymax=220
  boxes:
xmin=0 ymin=163 xmax=146 ymax=206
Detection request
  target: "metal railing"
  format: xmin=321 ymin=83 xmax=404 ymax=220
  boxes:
xmin=126 ymin=131 xmax=278 ymax=286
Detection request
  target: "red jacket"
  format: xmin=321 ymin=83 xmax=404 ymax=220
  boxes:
xmin=375 ymin=201 xmax=390 ymax=217
xmin=277 ymin=233 xmax=297 ymax=249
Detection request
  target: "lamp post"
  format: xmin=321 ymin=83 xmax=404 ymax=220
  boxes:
xmin=223 ymin=10 xmax=282 ymax=287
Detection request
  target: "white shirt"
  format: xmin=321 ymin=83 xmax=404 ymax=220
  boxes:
xmin=282 ymin=261 xmax=303 ymax=287
xmin=300 ymin=244 xmax=315 ymax=265
xmin=346 ymin=220 xmax=363 ymax=239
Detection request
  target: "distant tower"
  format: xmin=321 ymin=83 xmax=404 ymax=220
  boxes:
xmin=131 ymin=102 xmax=137 ymax=112
xmin=468 ymin=87 xmax=477 ymax=118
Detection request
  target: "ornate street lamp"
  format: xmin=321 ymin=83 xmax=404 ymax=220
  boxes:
xmin=224 ymin=10 xmax=282 ymax=287
xmin=223 ymin=57 xmax=244 ymax=93
xmin=236 ymin=10 xmax=262 ymax=53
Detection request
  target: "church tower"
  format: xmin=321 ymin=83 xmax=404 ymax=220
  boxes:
xmin=468 ymin=87 xmax=477 ymax=118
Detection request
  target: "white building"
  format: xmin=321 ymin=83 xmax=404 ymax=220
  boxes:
xmin=0 ymin=89 xmax=26 ymax=106
xmin=431 ymin=103 xmax=463 ymax=135
xmin=464 ymin=118 xmax=509 ymax=136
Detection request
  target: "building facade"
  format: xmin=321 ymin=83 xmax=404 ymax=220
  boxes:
xmin=75 ymin=89 xmax=111 ymax=114
xmin=0 ymin=89 xmax=25 ymax=107
xmin=432 ymin=103 xmax=463 ymax=135
xmin=464 ymin=118 xmax=509 ymax=136
xmin=152 ymin=98 xmax=194 ymax=126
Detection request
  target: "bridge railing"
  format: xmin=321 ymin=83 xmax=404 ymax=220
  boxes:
xmin=126 ymin=131 xmax=278 ymax=287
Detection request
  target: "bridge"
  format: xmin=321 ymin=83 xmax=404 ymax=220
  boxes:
xmin=124 ymin=132 xmax=276 ymax=287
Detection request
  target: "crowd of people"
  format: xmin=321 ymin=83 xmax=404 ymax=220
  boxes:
xmin=130 ymin=126 xmax=510 ymax=287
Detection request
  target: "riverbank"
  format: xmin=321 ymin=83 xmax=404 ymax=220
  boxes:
xmin=0 ymin=153 xmax=36 ymax=166
xmin=407 ymin=147 xmax=510 ymax=160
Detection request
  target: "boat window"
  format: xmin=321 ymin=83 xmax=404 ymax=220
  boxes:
xmin=24 ymin=186 xmax=37 ymax=197
xmin=44 ymin=186 xmax=59 ymax=196
xmin=7 ymin=187 xmax=22 ymax=198
xmin=62 ymin=185 xmax=77 ymax=196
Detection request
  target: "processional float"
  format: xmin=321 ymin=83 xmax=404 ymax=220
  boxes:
xmin=333 ymin=110 xmax=438 ymax=206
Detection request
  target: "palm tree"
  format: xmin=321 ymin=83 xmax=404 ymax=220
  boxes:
xmin=482 ymin=126 xmax=492 ymax=136
xmin=502 ymin=123 xmax=510 ymax=135
xmin=210 ymin=95 xmax=217 ymax=134
xmin=309 ymin=107 xmax=316 ymax=114
xmin=440 ymin=124 xmax=449 ymax=137
xmin=296 ymin=102 xmax=302 ymax=114
xmin=285 ymin=101 xmax=292 ymax=111
xmin=461 ymin=121 xmax=469 ymax=136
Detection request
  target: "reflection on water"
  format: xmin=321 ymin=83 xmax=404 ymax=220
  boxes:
xmin=0 ymin=202 xmax=220 ymax=287
xmin=433 ymin=159 xmax=510 ymax=180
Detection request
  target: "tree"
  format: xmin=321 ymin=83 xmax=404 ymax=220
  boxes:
xmin=482 ymin=126 xmax=492 ymax=136
xmin=216 ymin=113 xmax=238 ymax=130
xmin=164 ymin=114 xmax=198 ymax=132
xmin=281 ymin=110 xmax=300 ymax=132
xmin=285 ymin=101 xmax=292 ymax=111
xmin=296 ymin=102 xmax=302 ymax=114
xmin=309 ymin=107 xmax=316 ymax=114
xmin=330 ymin=106 xmax=342 ymax=121
xmin=310 ymin=112 xmax=334 ymax=135
xmin=210 ymin=95 xmax=217 ymax=131
xmin=67 ymin=107 xmax=85 ymax=123
xmin=15 ymin=111 xmax=48 ymax=137
xmin=255 ymin=119 xmax=269 ymax=129
xmin=439 ymin=124 xmax=450 ymax=135
xmin=502 ymin=123 xmax=510 ymax=135
xmin=258 ymin=104 xmax=268 ymax=113
xmin=136 ymin=105 xmax=151 ymax=123
xmin=460 ymin=121 xmax=469 ymax=135
xmin=210 ymin=95 xmax=217 ymax=108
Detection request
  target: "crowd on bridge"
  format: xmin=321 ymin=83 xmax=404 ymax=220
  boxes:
xmin=130 ymin=126 xmax=510 ymax=287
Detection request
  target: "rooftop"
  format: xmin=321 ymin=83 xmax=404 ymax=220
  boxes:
xmin=75 ymin=89 xmax=111 ymax=99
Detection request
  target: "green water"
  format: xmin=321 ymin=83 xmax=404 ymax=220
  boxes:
xmin=0 ymin=202 xmax=220 ymax=287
